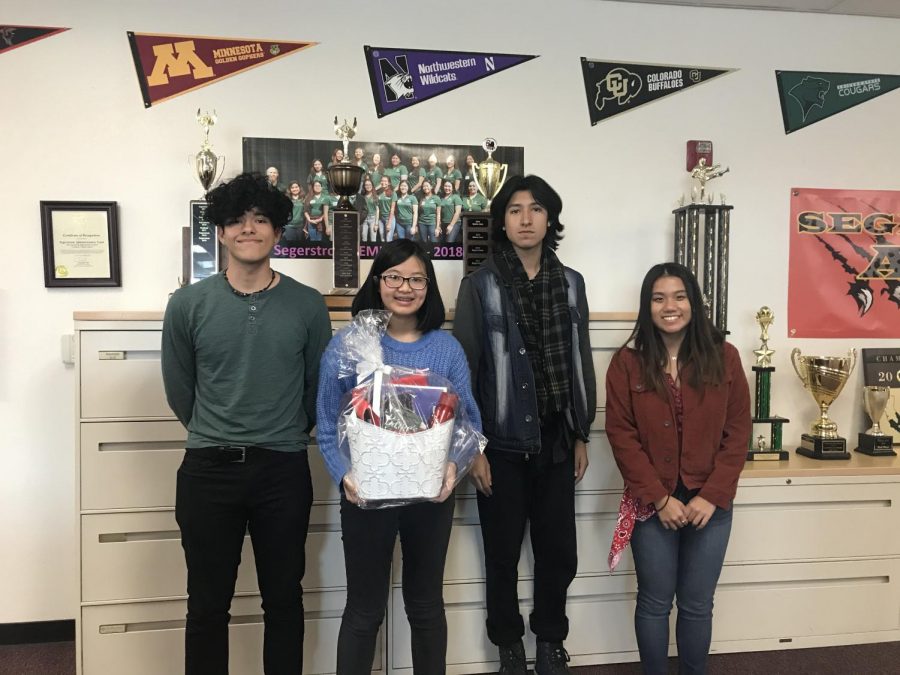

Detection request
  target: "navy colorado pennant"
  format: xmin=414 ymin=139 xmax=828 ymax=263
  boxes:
xmin=581 ymin=58 xmax=735 ymax=125
xmin=365 ymin=45 xmax=537 ymax=117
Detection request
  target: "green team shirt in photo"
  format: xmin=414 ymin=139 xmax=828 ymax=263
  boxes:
xmin=444 ymin=168 xmax=462 ymax=190
xmin=395 ymin=195 xmax=417 ymax=224
xmin=287 ymin=200 xmax=304 ymax=228
xmin=370 ymin=168 xmax=383 ymax=190
xmin=363 ymin=194 xmax=377 ymax=215
xmin=377 ymin=192 xmax=396 ymax=217
xmin=440 ymin=194 xmax=463 ymax=223
xmin=308 ymin=172 xmax=329 ymax=194
xmin=462 ymin=193 xmax=488 ymax=212
xmin=419 ymin=195 xmax=441 ymax=226
xmin=383 ymin=165 xmax=409 ymax=189
xmin=424 ymin=166 xmax=443 ymax=187
xmin=307 ymin=194 xmax=329 ymax=217
xmin=408 ymin=167 xmax=423 ymax=191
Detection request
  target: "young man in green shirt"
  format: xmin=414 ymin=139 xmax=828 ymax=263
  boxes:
xmin=162 ymin=172 xmax=332 ymax=675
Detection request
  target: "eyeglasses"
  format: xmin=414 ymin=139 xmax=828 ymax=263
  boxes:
xmin=378 ymin=273 xmax=429 ymax=290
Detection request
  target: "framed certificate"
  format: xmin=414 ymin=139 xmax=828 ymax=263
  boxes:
xmin=40 ymin=201 xmax=121 ymax=287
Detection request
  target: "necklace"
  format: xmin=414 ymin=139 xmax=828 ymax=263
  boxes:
xmin=223 ymin=268 xmax=276 ymax=297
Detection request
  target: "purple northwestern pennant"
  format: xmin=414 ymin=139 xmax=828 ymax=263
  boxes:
xmin=364 ymin=46 xmax=537 ymax=117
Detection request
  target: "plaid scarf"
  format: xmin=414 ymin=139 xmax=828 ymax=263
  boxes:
xmin=495 ymin=243 xmax=572 ymax=417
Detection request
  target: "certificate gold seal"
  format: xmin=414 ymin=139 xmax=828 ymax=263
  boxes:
xmin=56 ymin=265 xmax=69 ymax=278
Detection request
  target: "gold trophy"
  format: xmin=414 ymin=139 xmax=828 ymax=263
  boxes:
xmin=192 ymin=109 xmax=224 ymax=195
xmin=855 ymin=386 xmax=897 ymax=456
xmin=472 ymin=138 xmax=508 ymax=207
xmin=791 ymin=348 xmax=856 ymax=460
xmin=689 ymin=157 xmax=729 ymax=204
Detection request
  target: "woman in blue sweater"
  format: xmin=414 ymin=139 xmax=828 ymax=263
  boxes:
xmin=317 ymin=239 xmax=481 ymax=675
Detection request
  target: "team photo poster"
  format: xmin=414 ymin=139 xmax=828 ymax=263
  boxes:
xmin=243 ymin=136 xmax=525 ymax=260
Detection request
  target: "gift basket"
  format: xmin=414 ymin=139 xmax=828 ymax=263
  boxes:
xmin=334 ymin=310 xmax=486 ymax=508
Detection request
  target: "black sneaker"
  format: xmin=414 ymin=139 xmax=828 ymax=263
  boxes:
xmin=498 ymin=639 xmax=527 ymax=675
xmin=534 ymin=641 xmax=570 ymax=675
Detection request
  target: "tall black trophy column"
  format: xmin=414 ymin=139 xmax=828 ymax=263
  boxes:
xmin=326 ymin=163 xmax=364 ymax=291
xmin=673 ymin=203 xmax=733 ymax=333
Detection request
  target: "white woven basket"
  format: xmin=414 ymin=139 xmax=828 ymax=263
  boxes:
xmin=345 ymin=414 xmax=453 ymax=501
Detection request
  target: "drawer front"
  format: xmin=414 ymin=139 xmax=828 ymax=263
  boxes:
xmin=82 ymin=505 xmax=345 ymax=602
xmin=730 ymin=482 xmax=900 ymax=561
xmin=713 ymin=558 xmax=900 ymax=642
xmin=80 ymin=421 xmax=185 ymax=510
xmin=81 ymin=590 xmax=366 ymax=675
xmin=80 ymin=330 xmax=172 ymax=419
xmin=81 ymin=512 xmax=256 ymax=602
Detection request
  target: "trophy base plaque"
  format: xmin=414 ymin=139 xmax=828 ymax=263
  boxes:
xmin=746 ymin=449 xmax=789 ymax=461
xmin=796 ymin=434 xmax=851 ymax=460
xmin=854 ymin=433 xmax=897 ymax=457
xmin=330 ymin=210 xmax=360 ymax=291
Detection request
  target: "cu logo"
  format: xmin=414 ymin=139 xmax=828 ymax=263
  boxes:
xmin=595 ymin=67 xmax=642 ymax=111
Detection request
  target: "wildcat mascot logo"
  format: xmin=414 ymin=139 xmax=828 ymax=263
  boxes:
xmin=379 ymin=54 xmax=415 ymax=102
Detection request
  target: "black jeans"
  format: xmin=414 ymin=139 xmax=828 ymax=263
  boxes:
xmin=476 ymin=447 xmax=577 ymax=646
xmin=336 ymin=494 xmax=455 ymax=675
xmin=175 ymin=447 xmax=313 ymax=675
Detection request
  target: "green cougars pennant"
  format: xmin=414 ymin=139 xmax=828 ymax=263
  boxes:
xmin=776 ymin=70 xmax=900 ymax=134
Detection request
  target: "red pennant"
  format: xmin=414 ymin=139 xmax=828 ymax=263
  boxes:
xmin=127 ymin=32 xmax=317 ymax=107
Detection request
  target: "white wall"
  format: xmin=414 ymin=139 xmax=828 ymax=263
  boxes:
xmin=2 ymin=0 xmax=898 ymax=623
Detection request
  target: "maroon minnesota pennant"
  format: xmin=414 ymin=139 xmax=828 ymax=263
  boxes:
xmin=0 ymin=25 xmax=69 ymax=55
xmin=128 ymin=32 xmax=317 ymax=107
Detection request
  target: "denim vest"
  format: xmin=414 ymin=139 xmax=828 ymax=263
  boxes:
xmin=464 ymin=260 xmax=592 ymax=454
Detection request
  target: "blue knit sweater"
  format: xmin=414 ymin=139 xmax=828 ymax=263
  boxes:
xmin=316 ymin=327 xmax=482 ymax=486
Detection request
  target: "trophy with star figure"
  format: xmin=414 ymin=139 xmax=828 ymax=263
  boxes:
xmin=748 ymin=307 xmax=789 ymax=460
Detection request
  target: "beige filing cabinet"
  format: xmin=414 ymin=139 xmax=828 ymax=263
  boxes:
xmin=76 ymin=312 xmax=900 ymax=674
xmin=387 ymin=320 xmax=900 ymax=673
xmin=74 ymin=313 xmax=379 ymax=675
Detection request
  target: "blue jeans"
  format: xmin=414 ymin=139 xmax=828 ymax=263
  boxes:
xmin=378 ymin=215 xmax=394 ymax=242
xmin=630 ymin=490 xmax=732 ymax=675
xmin=394 ymin=220 xmax=410 ymax=240
xmin=361 ymin=215 xmax=376 ymax=243
xmin=418 ymin=222 xmax=438 ymax=244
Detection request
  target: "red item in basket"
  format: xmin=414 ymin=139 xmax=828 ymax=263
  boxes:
xmin=430 ymin=392 xmax=458 ymax=426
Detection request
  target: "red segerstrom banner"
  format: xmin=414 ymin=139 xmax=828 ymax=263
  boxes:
xmin=127 ymin=32 xmax=316 ymax=107
xmin=788 ymin=187 xmax=900 ymax=338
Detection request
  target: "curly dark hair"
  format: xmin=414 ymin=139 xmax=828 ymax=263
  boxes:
xmin=205 ymin=172 xmax=293 ymax=229
xmin=489 ymin=174 xmax=565 ymax=251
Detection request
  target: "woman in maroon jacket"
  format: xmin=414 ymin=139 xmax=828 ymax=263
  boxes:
xmin=605 ymin=262 xmax=750 ymax=675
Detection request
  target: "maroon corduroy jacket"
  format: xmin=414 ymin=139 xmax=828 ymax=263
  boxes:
xmin=605 ymin=342 xmax=751 ymax=510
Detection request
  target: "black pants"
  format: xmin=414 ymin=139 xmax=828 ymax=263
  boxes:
xmin=175 ymin=447 xmax=313 ymax=675
xmin=336 ymin=494 xmax=455 ymax=675
xmin=477 ymin=446 xmax=577 ymax=646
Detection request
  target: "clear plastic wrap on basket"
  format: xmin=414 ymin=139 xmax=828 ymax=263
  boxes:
xmin=335 ymin=310 xmax=486 ymax=509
